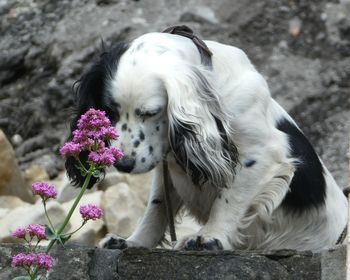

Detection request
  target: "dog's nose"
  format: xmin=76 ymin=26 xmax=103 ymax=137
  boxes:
xmin=114 ymin=156 xmax=135 ymax=173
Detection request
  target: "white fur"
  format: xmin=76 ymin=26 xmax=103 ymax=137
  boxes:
xmin=99 ymin=32 xmax=347 ymax=252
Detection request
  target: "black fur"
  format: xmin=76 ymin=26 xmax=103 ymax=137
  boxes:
xmin=65 ymin=42 xmax=129 ymax=188
xmin=170 ymin=121 xmax=206 ymax=185
xmin=277 ymin=118 xmax=326 ymax=211
xmin=170 ymin=117 xmax=238 ymax=187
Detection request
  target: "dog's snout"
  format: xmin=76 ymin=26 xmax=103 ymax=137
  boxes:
xmin=114 ymin=156 xmax=135 ymax=173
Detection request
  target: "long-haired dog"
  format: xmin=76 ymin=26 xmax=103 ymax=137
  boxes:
xmin=66 ymin=26 xmax=347 ymax=252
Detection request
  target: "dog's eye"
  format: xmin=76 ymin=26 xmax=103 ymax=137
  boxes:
xmin=136 ymin=108 xmax=162 ymax=120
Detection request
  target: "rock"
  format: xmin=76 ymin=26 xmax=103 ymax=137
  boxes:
xmin=0 ymin=243 xmax=346 ymax=279
xmin=98 ymin=169 xmax=153 ymax=204
xmin=101 ymin=183 xmax=146 ymax=237
xmin=56 ymin=172 xmax=97 ymax=203
xmin=180 ymin=6 xmax=219 ymax=25
xmin=23 ymin=164 xmax=50 ymax=184
xmin=61 ymin=191 xmax=104 ymax=246
xmin=0 ymin=130 xmax=34 ymax=203
xmin=0 ymin=200 xmax=67 ymax=243
xmin=0 ymin=196 xmax=30 ymax=219
xmin=0 ymin=195 xmax=30 ymax=209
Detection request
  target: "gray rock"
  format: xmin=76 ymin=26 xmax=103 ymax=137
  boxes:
xmin=0 ymin=244 xmax=346 ymax=279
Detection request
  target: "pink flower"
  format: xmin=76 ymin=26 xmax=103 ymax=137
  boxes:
xmin=109 ymin=147 xmax=124 ymax=161
xmin=12 ymin=226 xmax=26 ymax=239
xmin=12 ymin=253 xmax=54 ymax=271
xmin=60 ymin=141 xmax=82 ymax=158
xmin=12 ymin=252 xmax=37 ymax=267
xmin=88 ymin=147 xmax=124 ymax=167
xmin=79 ymin=204 xmax=103 ymax=221
xmin=27 ymin=224 xmax=47 ymax=240
xmin=37 ymin=253 xmax=54 ymax=270
xmin=60 ymin=108 xmax=122 ymax=163
xmin=32 ymin=182 xmax=58 ymax=199
xmin=22 ymin=252 xmax=37 ymax=266
xmin=12 ymin=253 xmax=27 ymax=267
xmin=77 ymin=109 xmax=111 ymax=132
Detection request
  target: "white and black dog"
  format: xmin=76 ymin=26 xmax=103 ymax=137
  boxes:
xmin=66 ymin=26 xmax=347 ymax=252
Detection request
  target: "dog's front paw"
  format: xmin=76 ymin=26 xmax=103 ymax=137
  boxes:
xmin=99 ymin=233 xmax=129 ymax=250
xmin=174 ymin=234 xmax=230 ymax=251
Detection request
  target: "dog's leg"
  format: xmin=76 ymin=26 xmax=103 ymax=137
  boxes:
xmin=174 ymin=162 xmax=295 ymax=250
xmin=100 ymin=165 xmax=182 ymax=249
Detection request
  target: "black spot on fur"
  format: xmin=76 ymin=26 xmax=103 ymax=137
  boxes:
xmin=156 ymin=125 xmax=160 ymax=131
xmin=126 ymin=113 xmax=129 ymax=120
xmin=218 ymin=194 xmax=222 ymax=199
xmin=121 ymin=123 xmax=127 ymax=131
xmin=133 ymin=140 xmax=140 ymax=148
xmin=135 ymin=108 xmax=141 ymax=116
xmin=225 ymin=199 xmax=229 ymax=204
xmin=244 ymin=159 xmax=256 ymax=168
xmin=131 ymin=151 xmax=136 ymax=156
xmin=128 ymin=128 xmax=132 ymax=133
xmin=139 ymin=131 xmax=145 ymax=141
xmin=141 ymin=157 xmax=146 ymax=163
xmin=152 ymin=199 xmax=162 ymax=204
xmin=277 ymin=118 xmax=326 ymax=212
xmin=149 ymin=146 xmax=153 ymax=154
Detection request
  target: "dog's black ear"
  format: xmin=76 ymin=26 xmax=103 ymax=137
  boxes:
xmin=163 ymin=65 xmax=239 ymax=187
xmin=65 ymin=42 xmax=129 ymax=188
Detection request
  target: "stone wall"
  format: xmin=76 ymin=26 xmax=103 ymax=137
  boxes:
xmin=0 ymin=244 xmax=346 ymax=280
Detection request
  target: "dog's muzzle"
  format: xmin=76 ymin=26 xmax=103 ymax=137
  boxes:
xmin=114 ymin=156 xmax=135 ymax=173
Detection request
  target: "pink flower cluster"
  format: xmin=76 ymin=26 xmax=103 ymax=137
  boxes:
xmin=12 ymin=252 xmax=54 ymax=270
xmin=12 ymin=224 xmax=47 ymax=240
xmin=79 ymin=204 xmax=103 ymax=221
xmin=60 ymin=108 xmax=124 ymax=167
xmin=32 ymin=182 xmax=58 ymax=199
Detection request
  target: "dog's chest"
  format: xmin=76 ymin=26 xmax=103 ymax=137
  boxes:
xmin=168 ymin=162 xmax=217 ymax=224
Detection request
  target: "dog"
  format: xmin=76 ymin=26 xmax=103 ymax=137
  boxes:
xmin=66 ymin=26 xmax=347 ymax=252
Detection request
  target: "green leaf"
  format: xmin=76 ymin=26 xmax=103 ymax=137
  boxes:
xmin=45 ymin=225 xmax=56 ymax=240
xmin=12 ymin=276 xmax=31 ymax=280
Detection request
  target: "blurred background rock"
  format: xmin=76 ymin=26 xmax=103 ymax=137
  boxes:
xmin=0 ymin=0 xmax=349 ymax=246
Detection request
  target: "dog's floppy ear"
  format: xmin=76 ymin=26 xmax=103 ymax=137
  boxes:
xmin=65 ymin=42 xmax=129 ymax=188
xmin=162 ymin=64 xmax=239 ymax=187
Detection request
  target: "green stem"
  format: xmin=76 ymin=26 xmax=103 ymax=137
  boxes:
xmin=61 ymin=221 xmax=87 ymax=237
xmin=31 ymin=169 xmax=93 ymax=278
xmin=77 ymin=157 xmax=89 ymax=174
xmin=43 ymin=199 xmax=55 ymax=234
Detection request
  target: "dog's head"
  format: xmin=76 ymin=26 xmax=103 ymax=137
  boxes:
xmin=66 ymin=33 xmax=238 ymax=187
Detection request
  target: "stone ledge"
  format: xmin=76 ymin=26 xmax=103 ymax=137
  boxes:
xmin=0 ymin=244 xmax=346 ymax=280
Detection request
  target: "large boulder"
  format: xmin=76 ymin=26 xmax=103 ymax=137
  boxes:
xmin=101 ymin=183 xmax=146 ymax=237
xmin=98 ymin=169 xmax=153 ymax=204
xmin=0 ymin=130 xmax=34 ymax=203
